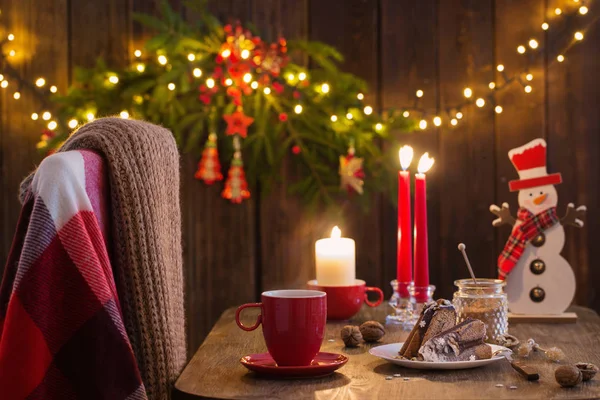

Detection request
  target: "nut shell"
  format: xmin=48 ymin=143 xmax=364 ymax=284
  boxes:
xmin=575 ymin=362 xmax=599 ymax=381
xmin=555 ymin=365 xmax=583 ymax=387
xmin=341 ymin=325 xmax=362 ymax=347
xmin=496 ymin=333 xmax=520 ymax=349
xmin=359 ymin=321 xmax=385 ymax=342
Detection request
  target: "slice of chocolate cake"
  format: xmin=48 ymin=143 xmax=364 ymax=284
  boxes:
xmin=419 ymin=318 xmax=492 ymax=362
xmin=398 ymin=299 xmax=456 ymax=359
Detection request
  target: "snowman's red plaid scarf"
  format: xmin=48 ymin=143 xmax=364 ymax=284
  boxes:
xmin=0 ymin=151 xmax=146 ymax=399
xmin=498 ymin=207 xmax=559 ymax=279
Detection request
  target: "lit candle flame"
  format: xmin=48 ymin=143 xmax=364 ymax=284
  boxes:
xmin=417 ymin=153 xmax=435 ymax=174
xmin=331 ymin=226 xmax=342 ymax=239
xmin=399 ymin=145 xmax=414 ymax=170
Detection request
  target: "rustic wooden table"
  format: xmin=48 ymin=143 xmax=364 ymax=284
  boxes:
xmin=175 ymin=305 xmax=600 ymax=399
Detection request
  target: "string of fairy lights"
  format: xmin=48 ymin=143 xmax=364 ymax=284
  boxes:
xmin=403 ymin=0 xmax=598 ymax=130
xmin=0 ymin=0 xmax=597 ymax=138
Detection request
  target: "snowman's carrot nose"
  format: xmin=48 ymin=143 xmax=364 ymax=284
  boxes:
xmin=533 ymin=193 xmax=548 ymax=205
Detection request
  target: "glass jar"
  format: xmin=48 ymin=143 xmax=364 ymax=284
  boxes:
xmin=453 ymin=279 xmax=508 ymax=344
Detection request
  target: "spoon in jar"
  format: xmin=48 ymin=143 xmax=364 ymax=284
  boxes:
xmin=457 ymin=243 xmax=478 ymax=285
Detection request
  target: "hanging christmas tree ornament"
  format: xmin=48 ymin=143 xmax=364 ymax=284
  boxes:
xmin=490 ymin=138 xmax=586 ymax=316
xmin=24 ymin=1 xmax=414 ymax=207
xmin=223 ymin=107 xmax=254 ymax=138
xmin=222 ymin=136 xmax=251 ymax=203
xmin=339 ymin=145 xmax=365 ymax=195
xmin=195 ymin=133 xmax=223 ymax=184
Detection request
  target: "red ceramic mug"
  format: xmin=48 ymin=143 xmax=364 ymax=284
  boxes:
xmin=307 ymin=279 xmax=384 ymax=320
xmin=235 ymin=290 xmax=327 ymax=366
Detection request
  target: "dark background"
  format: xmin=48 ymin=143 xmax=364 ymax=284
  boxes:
xmin=1 ymin=0 xmax=598 ymax=356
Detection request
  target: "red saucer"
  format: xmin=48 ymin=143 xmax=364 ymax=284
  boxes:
xmin=240 ymin=352 xmax=348 ymax=378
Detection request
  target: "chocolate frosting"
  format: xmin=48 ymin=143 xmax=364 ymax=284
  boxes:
xmin=417 ymin=299 xmax=454 ymax=341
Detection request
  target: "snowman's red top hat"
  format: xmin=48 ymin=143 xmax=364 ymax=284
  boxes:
xmin=508 ymin=138 xmax=562 ymax=192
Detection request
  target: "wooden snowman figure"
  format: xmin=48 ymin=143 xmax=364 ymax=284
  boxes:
xmin=490 ymin=138 xmax=586 ymax=314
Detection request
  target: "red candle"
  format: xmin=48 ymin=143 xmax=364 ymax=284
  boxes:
xmin=397 ymin=146 xmax=413 ymax=297
xmin=413 ymin=153 xmax=434 ymax=301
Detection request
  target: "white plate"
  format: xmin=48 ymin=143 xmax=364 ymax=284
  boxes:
xmin=369 ymin=342 xmax=510 ymax=370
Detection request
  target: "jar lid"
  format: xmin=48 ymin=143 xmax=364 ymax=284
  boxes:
xmin=454 ymin=278 xmax=506 ymax=289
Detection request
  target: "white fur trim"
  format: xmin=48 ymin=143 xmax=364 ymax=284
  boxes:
xmin=508 ymin=138 xmax=547 ymax=158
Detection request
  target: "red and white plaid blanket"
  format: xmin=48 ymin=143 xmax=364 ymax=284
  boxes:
xmin=498 ymin=207 xmax=559 ymax=279
xmin=0 ymin=150 xmax=146 ymax=399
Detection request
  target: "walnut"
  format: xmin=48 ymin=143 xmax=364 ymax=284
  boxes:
xmin=359 ymin=321 xmax=385 ymax=342
xmin=555 ymin=365 xmax=583 ymax=387
xmin=575 ymin=362 xmax=599 ymax=382
xmin=496 ymin=333 xmax=520 ymax=350
xmin=341 ymin=325 xmax=362 ymax=347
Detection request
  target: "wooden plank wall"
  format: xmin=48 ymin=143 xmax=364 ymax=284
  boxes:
xmin=1 ymin=0 xmax=599 ymax=355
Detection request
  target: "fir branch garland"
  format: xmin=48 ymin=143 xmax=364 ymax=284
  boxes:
xmin=2 ymin=0 xmax=415 ymax=207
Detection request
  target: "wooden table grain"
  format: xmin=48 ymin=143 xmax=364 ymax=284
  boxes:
xmin=175 ymin=305 xmax=600 ymax=399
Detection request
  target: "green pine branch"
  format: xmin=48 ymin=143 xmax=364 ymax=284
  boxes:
xmin=23 ymin=0 xmax=415 ymax=208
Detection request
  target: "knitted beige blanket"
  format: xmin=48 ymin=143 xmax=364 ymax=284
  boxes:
xmin=20 ymin=118 xmax=186 ymax=399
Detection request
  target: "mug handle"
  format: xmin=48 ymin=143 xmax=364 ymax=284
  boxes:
xmin=235 ymin=303 xmax=263 ymax=331
xmin=364 ymin=287 xmax=384 ymax=307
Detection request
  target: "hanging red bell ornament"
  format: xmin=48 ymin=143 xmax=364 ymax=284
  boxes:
xmin=222 ymin=136 xmax=251 ymax=203
xmin=195 ymin=133 xmax=223 ymax=184
xmin=339 ymin=146 xmax=365 ymax=195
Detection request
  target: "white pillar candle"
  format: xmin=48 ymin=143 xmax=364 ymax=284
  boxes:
xmin=315 ymin=226 xmax=356 ymax=286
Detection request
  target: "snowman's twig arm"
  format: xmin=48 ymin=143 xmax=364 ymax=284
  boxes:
xmin=561 ymin=203 xmax=586 ymax=227
xmin=489 ymin=202 xmax=516 ymax=227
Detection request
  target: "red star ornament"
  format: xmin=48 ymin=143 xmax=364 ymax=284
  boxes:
xmin=223 ymin=110 xmax=254 ymax=138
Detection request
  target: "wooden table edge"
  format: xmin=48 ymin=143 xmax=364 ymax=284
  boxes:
xmin=175 ymin=307 xmax=239 ymax=399
xmin=174 ymin=305 xmax=600 ymax=399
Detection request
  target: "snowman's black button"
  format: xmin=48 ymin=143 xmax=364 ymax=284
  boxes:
xmin=530 ymin=259 xmax=546 ymax=275
xmin=530 ymin=286 xmax=545 ymax=302
xmin=531 ymin=233 xmax=546 ymax=247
